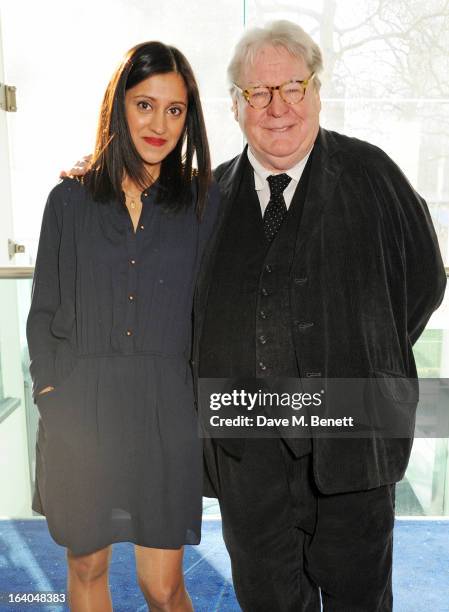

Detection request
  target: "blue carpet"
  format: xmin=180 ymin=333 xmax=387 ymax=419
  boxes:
xmin=0 ymin=518 xmax=448 ymax=611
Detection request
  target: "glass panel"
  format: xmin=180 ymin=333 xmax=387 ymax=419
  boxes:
xmin=246 ymin=0 xmax=449 ymax=265
xmin=401 ymin=294 xmax=449 ymax=516
xmin=0 ymin=275 xmax=33 ymax=517
xmin=0 ymin=11 xmax=15 ymax=267
xmin=0 ymin=0 xmax=245 ymax=262
xmin=1 ymin=0 xmax=448 ymax=519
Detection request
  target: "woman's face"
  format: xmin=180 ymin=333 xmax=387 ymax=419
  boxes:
xmin=125 ymin=71 xmax=188 ymax=179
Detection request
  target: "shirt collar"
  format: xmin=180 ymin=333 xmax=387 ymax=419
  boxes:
xmin=247 ymin=146 xmax=313 ymax=191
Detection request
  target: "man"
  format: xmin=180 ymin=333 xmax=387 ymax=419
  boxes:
xmin=192 ymin=20 xmax=446 ymax=612
xmin=65 ymin=20 xmax=446 ymax=611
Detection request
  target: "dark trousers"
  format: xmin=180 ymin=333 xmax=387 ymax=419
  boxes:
xmin=207 ymin=439 xmax=395 ymax=611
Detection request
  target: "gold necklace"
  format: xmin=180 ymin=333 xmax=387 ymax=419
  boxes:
xmin=124 ymin=190 xmax=142 ymax=210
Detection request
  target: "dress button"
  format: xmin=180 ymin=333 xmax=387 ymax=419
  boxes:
xmin=259 ymin=335 xmax=267 ymax=344
xmin=258 ymin=361 xmax=267 ymax=371
xmin=259 ymin=310 xmax=267 ymax=319
xmin=139 ymin=224 xmax=145 ymax=230
xmin=130 ymin=259 xmax=136 ymax=265
xmin=261 ymin=288 xmax=269 ymax=296
xmin=265 ymin=264 xmax=273 ymax=273
xmin=125 ymin=329 xmax=133 ymax=337
xmin=128 ymin=295 xmax=135 ymax=301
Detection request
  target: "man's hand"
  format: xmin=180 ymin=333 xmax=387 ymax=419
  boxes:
xmin=60 ymin=155 xmax=92 ymax=179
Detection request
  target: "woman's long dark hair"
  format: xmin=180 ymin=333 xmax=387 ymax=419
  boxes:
xmin=86 ymin=41 xmax=211 ymax=218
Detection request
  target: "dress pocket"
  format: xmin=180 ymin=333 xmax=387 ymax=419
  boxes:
xmin=35 ymin=360 xmax=81 ymax=416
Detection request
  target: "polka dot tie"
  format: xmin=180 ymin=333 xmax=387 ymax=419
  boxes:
xmin=263 ymin=173 xmax=292 ymax=242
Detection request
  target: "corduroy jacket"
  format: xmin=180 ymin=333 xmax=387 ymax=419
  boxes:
xmin=193 ymin=128 xmax=446 ymax=495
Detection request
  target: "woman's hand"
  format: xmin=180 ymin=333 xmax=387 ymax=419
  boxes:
xmin=38 ymin=386 xmax=55 ymax=395
xmin=60 ymin=155 xmax=92 ymax=178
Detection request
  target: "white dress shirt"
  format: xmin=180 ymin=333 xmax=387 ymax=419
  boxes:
xmin=247 ymin=147 xmax=313 ymax=216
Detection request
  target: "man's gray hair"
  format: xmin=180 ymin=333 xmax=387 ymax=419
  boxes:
xmin=228 ymin=20 xmax=323 ymax=93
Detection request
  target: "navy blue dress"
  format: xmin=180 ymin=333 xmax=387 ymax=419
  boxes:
xmin=27 ymin=178 xmax=219 ymax=555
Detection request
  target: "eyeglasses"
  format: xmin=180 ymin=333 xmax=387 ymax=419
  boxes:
xmin=233 ymin=73 xmax=316 ymax=109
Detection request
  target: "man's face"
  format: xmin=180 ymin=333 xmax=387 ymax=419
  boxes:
xmin=233 ymin=45 xmax=321 ymax=171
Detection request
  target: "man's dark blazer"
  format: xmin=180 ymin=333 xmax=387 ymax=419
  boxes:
xmin=192 ymin=127 xmax=447 ymax=495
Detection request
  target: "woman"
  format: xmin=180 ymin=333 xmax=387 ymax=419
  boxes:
xmin=27 ymin=41 xmax=218 ymax=612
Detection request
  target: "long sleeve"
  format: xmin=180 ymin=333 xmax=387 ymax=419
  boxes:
xmin=375 ymin=155 xmax=447 ymax=345
xmin=403 ymin=196 xmax=446 ymax=345
xmin=26 ymin=186 xmax=63 ymax=397
xmin=393 ymin=165 xmax=446 ymax=345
